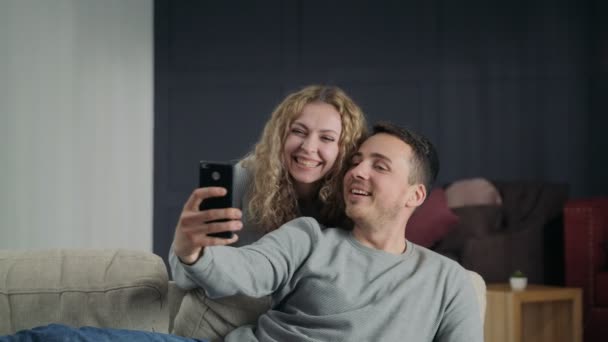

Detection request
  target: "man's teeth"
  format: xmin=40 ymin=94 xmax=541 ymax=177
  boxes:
xmin=296 ymin=158 xmax=320 ymax=167
xmin=351 ymin=189 xmax=370 ymax=196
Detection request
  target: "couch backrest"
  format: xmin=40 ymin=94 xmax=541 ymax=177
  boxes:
xmin=0 ymin=249 xmax=170 ymax=335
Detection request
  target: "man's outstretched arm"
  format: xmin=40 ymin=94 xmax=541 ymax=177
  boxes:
xmin=172 ymin=217 xmax=320 ymax=298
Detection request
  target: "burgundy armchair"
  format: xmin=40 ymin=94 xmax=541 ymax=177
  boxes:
xmin=564 ymin=198 xmax=608 ymax=342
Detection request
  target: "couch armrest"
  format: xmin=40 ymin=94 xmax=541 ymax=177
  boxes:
xmin=467 ymin=270 xmax=486 ymax=324
xmin=0 ymin=249 xmax=170 ymax=335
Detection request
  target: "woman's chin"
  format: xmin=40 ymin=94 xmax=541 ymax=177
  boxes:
xmin=292 ymin=177 xmax=319 ymax=187
xmin=291 ymin=175 xmax=325 ymax=196
xmin=290 ymin=167 xmax=324 ymax=184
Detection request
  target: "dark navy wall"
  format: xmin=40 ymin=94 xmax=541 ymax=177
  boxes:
xmin=154 ymin=0 xmax=607 ymax=260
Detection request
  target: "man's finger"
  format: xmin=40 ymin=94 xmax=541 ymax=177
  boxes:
xmin=186 ymin=187 xmax=227 ymax=211
xmin=181 ymin=208 xmax=242 ymax=226
xmin=205 ymin=220 xmax=243 ymax=234
xmin=199 ymin=208 xmax=242 ymax=222
xmin=181 ymin=220 xmax=242 ymax=235
xmin=191 ymin=233 xmax=239 ymax=247
xmin=183 ymin=191 xmax=198 ymax=211
xmin=207 ymin=233 xmax=239 ymax=246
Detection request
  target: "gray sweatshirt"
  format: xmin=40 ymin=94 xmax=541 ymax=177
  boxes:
xmin=173 ymin=217 xmax=483 ymax=342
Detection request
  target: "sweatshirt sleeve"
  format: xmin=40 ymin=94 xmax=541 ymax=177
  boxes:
xmin=169 ymin=245 xmax=199 ymax=289
xmin=174 ymin=217 xmax=320 ymax=298
xmin=434 ymin=267 xmax=484 ymax=342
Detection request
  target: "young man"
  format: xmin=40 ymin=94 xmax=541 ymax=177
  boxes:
xmin=2 ymin=123 xmax=481 ymax=341
xmin=172 ymin=122 xmax=483 ymax=342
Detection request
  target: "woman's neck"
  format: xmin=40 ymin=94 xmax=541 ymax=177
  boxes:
xmin=294 ymin=181 xmax=320 ymax=202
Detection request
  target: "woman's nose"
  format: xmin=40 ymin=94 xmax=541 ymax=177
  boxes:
xmin=300 ymin=136 xmax=318 ymax=153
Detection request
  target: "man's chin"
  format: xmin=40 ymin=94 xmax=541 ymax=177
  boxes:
xmin=345 ymin=206 xmax=366 ymax=221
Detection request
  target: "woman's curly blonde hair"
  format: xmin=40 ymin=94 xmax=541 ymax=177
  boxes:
xmin=242 ymin=85 xmax=367 ymax=232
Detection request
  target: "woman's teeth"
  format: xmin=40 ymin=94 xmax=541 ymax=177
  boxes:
xmin=296 ymin=158 xmax=320 ymax=168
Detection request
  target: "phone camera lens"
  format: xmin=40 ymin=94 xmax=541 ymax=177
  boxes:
xmin=212 ymin=171 xmax=221 ymax=181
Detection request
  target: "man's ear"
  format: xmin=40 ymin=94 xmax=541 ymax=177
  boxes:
xmin=406 ymin=184 xmax=427 ymax=208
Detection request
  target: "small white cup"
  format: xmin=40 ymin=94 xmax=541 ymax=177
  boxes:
xmin=509 ymin=277 xmax=528 ymax=291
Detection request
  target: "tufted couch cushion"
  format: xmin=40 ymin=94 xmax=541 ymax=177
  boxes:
xmin=172 ymin=291 xmax=270 ymax=341
xmin=0 ymin=249 xmax=170 ymax=335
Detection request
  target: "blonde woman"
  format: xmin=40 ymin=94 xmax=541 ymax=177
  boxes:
xmin=170 ymin=85 xmax=368 ymax=340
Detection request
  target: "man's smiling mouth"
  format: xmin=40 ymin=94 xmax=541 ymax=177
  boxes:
xmin=350 ymin=188 xmax=371 ymax=196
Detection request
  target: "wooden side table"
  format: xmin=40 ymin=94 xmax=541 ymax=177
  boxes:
xmin=484 ymin=284 xmax=582 ymax=342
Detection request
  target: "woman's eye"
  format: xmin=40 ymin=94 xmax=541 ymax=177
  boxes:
xmin=291 ymin=129 xmax=306 ymax=136
xmin=321 ymin=136 xmax=336 ymax=142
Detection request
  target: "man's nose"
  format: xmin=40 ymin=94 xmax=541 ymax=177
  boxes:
xmin=350 ymin=163 xmax=369 ymax=180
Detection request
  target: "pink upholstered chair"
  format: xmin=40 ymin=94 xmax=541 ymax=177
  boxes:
xmin=564 ymin=198 xmax=608 ymax=342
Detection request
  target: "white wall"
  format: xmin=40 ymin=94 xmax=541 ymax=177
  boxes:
xmin=0 ymin=0 xmax=153 ymax=251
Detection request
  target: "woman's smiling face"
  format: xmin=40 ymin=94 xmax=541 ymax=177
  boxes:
xmin=282 ymin=102 xmax=342 ymax=197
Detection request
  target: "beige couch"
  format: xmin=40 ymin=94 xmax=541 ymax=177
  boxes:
xmin=0 ymin=249 xmax=486 ymax=338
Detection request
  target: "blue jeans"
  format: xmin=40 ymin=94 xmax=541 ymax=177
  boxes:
xmin=0 ymin=324 xmax=207 ymax=342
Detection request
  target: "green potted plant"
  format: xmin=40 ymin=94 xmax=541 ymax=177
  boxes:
xmin=509 ymin=270 xmax=527 ymax=291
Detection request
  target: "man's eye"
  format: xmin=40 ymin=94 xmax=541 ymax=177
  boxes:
xmin=374 ymin=164 xmax=388 ymax=171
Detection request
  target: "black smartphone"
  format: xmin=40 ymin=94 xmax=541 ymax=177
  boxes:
xmin=199 ymin=161 xmax=235 ymax=239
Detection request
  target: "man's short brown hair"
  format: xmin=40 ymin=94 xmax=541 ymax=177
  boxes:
xmin=371 ymin=122 xmax=439 ymax=191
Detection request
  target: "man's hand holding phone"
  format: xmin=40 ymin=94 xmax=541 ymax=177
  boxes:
xmin=173 ymin=187 xmax=243 ymax=265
